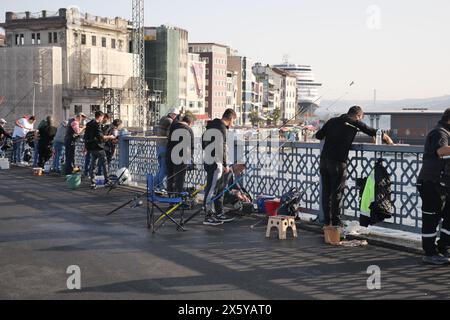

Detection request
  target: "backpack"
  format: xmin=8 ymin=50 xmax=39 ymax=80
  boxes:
xmin=360 ymin=159 xmax=393 ymax=227
xmin=278 ymin=188 xmax=304 ymax=216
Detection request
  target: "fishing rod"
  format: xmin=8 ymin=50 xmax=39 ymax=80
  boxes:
xmin=106 ymin=142 xmax=147 ymax=194
xmin=178 ymin=82 xmax=358 ymax=227
xmin=106 ymin=81 xmax=356 ymax=222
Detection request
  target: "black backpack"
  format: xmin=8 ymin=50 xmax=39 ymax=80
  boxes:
xmin=278 ymin=188 xmax=303 ymax=216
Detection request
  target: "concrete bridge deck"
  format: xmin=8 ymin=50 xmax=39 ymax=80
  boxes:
xmin=0 ymin=167 xmax=449 ymax=300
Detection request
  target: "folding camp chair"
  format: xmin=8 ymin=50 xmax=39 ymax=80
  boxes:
xmin=146 ymin=174 xmax=188 ymax=233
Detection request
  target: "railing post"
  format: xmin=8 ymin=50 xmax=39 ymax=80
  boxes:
xmin=318 ymin=141 xmax=325 ymax=224
xmin=119 ymin=136 xmax=130 ymax=169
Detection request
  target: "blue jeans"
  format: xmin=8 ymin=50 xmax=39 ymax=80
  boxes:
xmin=33 ymin=140 xmax=40 ymax=167
xmin=155 ymin=146 xmax=168 ymax=189
xmin=12 ymin=137 xmax=24 ymax=163
xmin=52 ymin=141 xmax=64 ymax=171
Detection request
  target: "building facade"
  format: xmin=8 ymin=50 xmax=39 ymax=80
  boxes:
xmin=228 ymin=55 xmax=257 ymax=125
xmin=226 ymin=71 xmax=238 ymax=122
xmin=145 ymin=25 xmax=189 ymax=117
xmin=272 ymin=68 xmax=297 ymax=122
xmin=189 ymin=43 xmax=228 ymax=119
xmin=252 ymin=63 xmax=282 ymax=117
xmin=0 ymin=8 xmax=135 ymax=126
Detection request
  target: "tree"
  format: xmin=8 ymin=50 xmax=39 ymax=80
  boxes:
xmin=272 ymin=107 xmax=281 ymax=126
xmin=184 ymin=110 xmax=198 ymax=122
xmin=249 ymin=110 xmax=261 ymax=127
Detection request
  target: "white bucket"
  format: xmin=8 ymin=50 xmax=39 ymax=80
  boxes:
xmin=44 ymin=164 xmax=51 ymax=174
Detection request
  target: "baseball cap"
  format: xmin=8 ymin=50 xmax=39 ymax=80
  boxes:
xmin=76 ymin=112 xmax=87 ymax=118
xmin=168 ymin=107 xmax=180 ymax=115
xmin=0 ymin=118 xmax=6 ymax=124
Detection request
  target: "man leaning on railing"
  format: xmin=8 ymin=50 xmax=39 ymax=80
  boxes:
xmin=315 ymin=106 xmax=393 ymax=227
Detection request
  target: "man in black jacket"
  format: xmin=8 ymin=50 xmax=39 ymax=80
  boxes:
xmin=417 ymin=109 xmax=450 ymax=265
xmin=166 ymin=115 xmax=195 ymax=194
xmin=38 ymin=116 xmax=57 ymax=168
xmin=315 ymin=106 xmax=393 ymax=227
xmin=202 ymin=109 xmax=237 ymax=226
xmin=84 ymin=111 xmax=116 ymax=189
xmin=155 ymin=108 xmax=180 ymax=190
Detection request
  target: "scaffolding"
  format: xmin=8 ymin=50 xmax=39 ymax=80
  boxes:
xmin=132 ymin=0 xmax=146 ymax=130
xmin=103 ymin=88 xmax=122 ymax=120
xmin=148 ymin=90 xmax=162 ymax=127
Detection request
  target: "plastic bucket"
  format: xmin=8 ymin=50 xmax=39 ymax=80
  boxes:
xmin=323 ymin=226 xmax=341 ymax=245
xmin=264 ymin=199 xmax=281 ymax=217
xmin=95 ymin=176 xmax=105 ymax=186
xmin=66 ymin=174 xmax=82 ymax=190
xmin=44 ymin=164 xmax=51 ymax=174
xmin=257 ymin=196 xmax=276 ymax=213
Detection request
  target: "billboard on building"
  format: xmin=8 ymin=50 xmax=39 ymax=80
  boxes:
xmin=192 ymin=62 xmax=204 ymax=99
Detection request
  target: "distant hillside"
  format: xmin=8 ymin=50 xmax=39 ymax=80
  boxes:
xmin=321 ymin=95 xmax=450 ymax=113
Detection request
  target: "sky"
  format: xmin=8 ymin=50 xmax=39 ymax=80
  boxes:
xmin=0 ymin=0 xmax=449 ymax=101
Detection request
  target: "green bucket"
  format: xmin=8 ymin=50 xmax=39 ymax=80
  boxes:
xmin=66 ymin=174 xmax=82 ymax=190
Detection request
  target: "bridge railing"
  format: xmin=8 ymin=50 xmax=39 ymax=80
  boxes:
xmin=76 ymin=136 xmax=424 ymax=234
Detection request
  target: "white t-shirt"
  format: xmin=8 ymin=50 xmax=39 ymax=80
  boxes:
xmin=13 ymin=118 xmax=34 ymax=138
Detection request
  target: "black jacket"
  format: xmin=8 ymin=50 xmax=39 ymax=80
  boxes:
xmin=202 ymin=118 xmax=228 ymax=167
xmin=38 ymin=124 xmax=57 ymax=147
xmin=418 ymin=121 xmax=450 ymax=184
xmin=167 ymin=121 xmax=194 ymax=167
xmin=316 ymin=114 xmax=378 ymax=163
xmin=84 ymin=120 xmax=105 ymax=151
xmin=0 ymin=126 xmax=11 ymax=139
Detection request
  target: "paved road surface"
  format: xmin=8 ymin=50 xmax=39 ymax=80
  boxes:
xmin=0 ymin=167 xmax=449 ymax=300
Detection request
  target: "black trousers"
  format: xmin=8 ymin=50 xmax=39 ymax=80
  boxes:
xmin=64 ymin=140 xmax=76 ymax=175
xmin=167 ymin=164 xmax=187 ymax=194
xmin=418 ymin=181 xmax=450 ymax=256
xmin=89 ymin=150 xmax=109 ymax=184
xmin=38 ymin=143 xmax=53 ymax=168
xmin=320 ymin=159 xmax=348 ymax=226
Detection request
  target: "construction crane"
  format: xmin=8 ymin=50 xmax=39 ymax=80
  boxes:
xmin=132 ymin=0 xmax=146 ymax=132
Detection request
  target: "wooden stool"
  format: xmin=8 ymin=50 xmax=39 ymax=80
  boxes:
xmin=266 ymin=216 xmax=298 ymax=240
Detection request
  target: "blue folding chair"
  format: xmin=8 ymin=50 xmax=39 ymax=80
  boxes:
xmin=147 ymin=174 xmax=188 ymax=233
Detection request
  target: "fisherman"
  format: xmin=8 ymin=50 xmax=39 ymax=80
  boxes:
xmin=0 ymin=118 xmax=11 ymax=140
xmin=202 ymin=109 xmax=237 ymax=226
xmin=64 ymin=113 xmax=87 ymax=175
xmin=12 ymin=115 xmax=36 ymax=164
xmin=166 ymin=115 xmax=195 ymax=194
xmin=315 ymin=106 xmax=393 ymax=227
xmin=417 ymin=108 xmax=450 ymax=265
xmin=52 ymin=120 xmax=68 ymax=173
xmin=155 ymin=107 xmax=180 ymax=190
xmin=38 ymin=116 xmax=57 ymax=168
xmin=104 ymin=119 xmax=123 ymax=170
xmin=0 ymin=118 xmax=11 ymax=157
xmin=84 ymin=111 xmax=116 ymax=189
